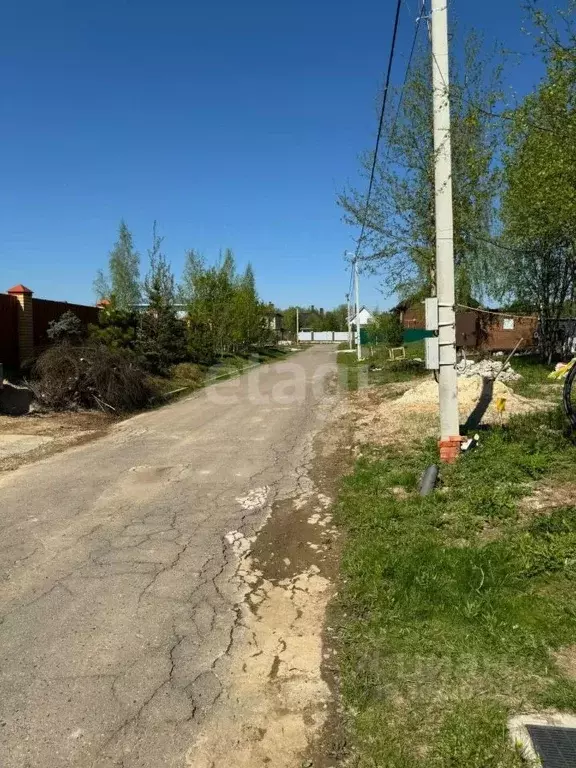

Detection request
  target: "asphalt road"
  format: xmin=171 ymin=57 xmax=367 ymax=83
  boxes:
xmin=0 ymin=346 xmax=337 ymax=768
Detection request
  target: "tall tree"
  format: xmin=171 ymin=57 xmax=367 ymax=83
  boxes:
xmin=137 ymin=223 xmax=186 ymax=373
xmin=179 ymin=249 xmax=205 ymax=305
xmin=94 ymin=220 xmax=141 ymax=310
xmin=500 ymin=1 xmax=576 ymax=360
xmin=339 ymin=33 xmax=503 ymax=301
xmin=235 ymin=263 xmax=267 ymax=347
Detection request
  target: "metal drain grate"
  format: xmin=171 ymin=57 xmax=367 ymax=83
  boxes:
xmin=526 ymin=725 xmax=576 ymax=767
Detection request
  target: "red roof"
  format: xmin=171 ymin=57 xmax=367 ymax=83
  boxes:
xmin=7 ymin=284 xmax=33 ymax=295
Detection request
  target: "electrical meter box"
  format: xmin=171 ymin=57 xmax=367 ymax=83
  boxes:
xmin=425 ymin=337 xmax=439 ymax=370
xmin=425 ymin=297 xmax=439 ymax=331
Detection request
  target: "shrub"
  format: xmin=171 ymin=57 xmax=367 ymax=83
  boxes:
xmin=375 ymin=311 xmax=404 ymax=346
xmin=32 ymin=344 xmax=153 ymax=412
xmin=47 ymin=311 xmax=85 ymax=343
xmin=171 ymin=362 xmax=205 ymax=386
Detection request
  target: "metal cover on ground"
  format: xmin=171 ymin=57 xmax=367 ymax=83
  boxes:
xmin=526 ymin=725 xmax=576 ymax=767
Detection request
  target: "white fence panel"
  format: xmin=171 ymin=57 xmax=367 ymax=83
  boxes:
xmin=297 ymin=331 xmax=350 ymax=343
xmin=312 ymin=331 xmax=333 ymax=342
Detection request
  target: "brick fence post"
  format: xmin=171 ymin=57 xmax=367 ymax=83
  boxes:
xmin=7 ymin=284 xmax=34 ymax=365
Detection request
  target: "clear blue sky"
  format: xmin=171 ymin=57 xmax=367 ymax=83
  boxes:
xmin=0 ymin=0 xmax=553 ymax=310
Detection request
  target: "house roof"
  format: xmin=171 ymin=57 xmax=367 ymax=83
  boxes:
xmin=349 ymin=306 xmax=373 ymax=320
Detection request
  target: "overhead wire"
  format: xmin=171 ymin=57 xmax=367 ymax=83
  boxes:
xmin=345 ymin=0 xmax=426 ymax=304
xmin=352 ymin=0 xmax=403 ymax=265
xmin=383 ymin=0 xmax=427 ymax=167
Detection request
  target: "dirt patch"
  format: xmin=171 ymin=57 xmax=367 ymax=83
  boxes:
xmin=349 ymin=375 xmax=551 ymax=446
xmin=0 ymin=411 xmax=114 ymax=472
xmin=553 ymin=645 xmax=576 ymax=681
xmin=519 ymin=482 xmax=576 ymax=518
xmin=187 ymin=396 xmax=353 ymax=768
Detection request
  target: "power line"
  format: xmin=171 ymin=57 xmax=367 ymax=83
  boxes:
xmin=384 ymin=0 xmax=426 ymax=166
xmin=353 ymin=0 xmax=403 ymax=262
xmin=457 ymin=303 xmax=538 ymax=320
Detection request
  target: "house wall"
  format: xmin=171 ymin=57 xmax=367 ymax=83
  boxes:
xmin=477 ymin=314 xmax=537 ymax=352
xmin=397 ymin=302 xmax=538 ymax=352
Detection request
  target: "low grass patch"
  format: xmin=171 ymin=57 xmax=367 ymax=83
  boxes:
xmin=151 ymin=346 xmax=293 ymax=397
xmin=335 ymin=407 xmax=576 ymax=767
xmin=338 ymin=342 xmax=427 ymax=391
xmin=508 ymin=354 xmax=562 ymax=403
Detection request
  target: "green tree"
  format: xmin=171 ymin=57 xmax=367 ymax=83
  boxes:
xmin=94 ymin=220 xmax=141 ymax=310
xmin=372 ymin=311 xmax=403 ymax=346
xmin=500 ymin=2 xmax=576 ymax=360
xmin=89 ymin=301 xmax=139 ymax=351
xmin=281 ymin=307 xmax=298 ymax=338
xmin=179 ymin=249 xmax=205 ymax=305
xmin=320 ymin=304 xmax=348 ymax=332
xmin=137 ymin=223 xmax=186 ymax=373
xmin=339 ymin=33 xmax=503 ymax=301
xmin=234 ymin=263 xmax=267 ymax=348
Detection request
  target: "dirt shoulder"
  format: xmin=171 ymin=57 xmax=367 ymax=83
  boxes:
xmin=185 ymin=383 xmax=354 ymax=768
xmin=0 ymin=411 xmax=114 ymax=473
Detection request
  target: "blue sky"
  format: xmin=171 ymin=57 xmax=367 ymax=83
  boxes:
xmin=0 ymin=0 xmax=553 ymax=310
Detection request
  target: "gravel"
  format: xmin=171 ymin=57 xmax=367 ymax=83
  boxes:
xmin=458 ymin=359 xmax=521 ymax=382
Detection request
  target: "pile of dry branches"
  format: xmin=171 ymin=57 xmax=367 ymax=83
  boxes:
xmin=31 ymin=344 xmax=153 ymax=413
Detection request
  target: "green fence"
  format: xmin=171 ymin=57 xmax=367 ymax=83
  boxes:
xmin=403 ymin=329 xmax=434 ymax=343
xmin=358 ymin=327 xmax=434 ymax=345
xmin=360 ymin=328 xmax=388 ymax=345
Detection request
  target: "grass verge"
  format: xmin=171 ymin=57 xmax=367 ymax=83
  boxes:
xmin=335 ymin=407 xmax=576 ymax=767
xmin=507 ymin=354 xmax=563 ymax=403
xmin=150 ymin=346 xmax=293 ymax=398
xmin=337 ymin=342 xmax=427 ymax=391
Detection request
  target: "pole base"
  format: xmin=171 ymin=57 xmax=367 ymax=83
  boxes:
xmin=439 ymin=436 xmax=463 ymax=464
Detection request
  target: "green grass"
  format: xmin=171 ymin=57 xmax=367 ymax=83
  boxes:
xmin=335 ymin=407 xmax=576 ymax=767
xmin=507 ymin=354 xmax=563 ymax=402
xmin=150 ymin=346 xmax=293 ymax=398
xmin=338 ymin=342 xmax=428 ymax=391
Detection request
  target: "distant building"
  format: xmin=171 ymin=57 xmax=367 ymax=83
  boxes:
xmin=391 ymin=297 xmax=540 ymax=352
xmin=132 ymin=302 xmax=188 ymax=320
xmin=263 ymin=310 xmax=285 ymax=339
xmin=348 ymin=306 xmax=374 ymax=327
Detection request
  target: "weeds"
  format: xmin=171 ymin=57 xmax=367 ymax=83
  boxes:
xmin=335 ymin=407 xmax=576 ymax=767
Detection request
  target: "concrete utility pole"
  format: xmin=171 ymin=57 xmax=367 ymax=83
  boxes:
xmin=354 ymin=257 xmax=362 ymax=361
xmin=296 ymin=306 xmax=299 ymax=343
xmin=346 ymin=292 xmax=353 ymax=350
xmin=431 ymin=0 xmax=459 ymax=460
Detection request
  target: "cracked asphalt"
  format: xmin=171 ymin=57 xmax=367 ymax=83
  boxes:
xmin=0 ymin=346 xmax=338 ymax=768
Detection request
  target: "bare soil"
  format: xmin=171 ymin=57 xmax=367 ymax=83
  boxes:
xmin=186 ymin=393 xmax=354 ymax=768
xmin=0 ymin=411 xmax=114 ymax=472
xmin=349 ymin=375 xmax=552 ymax=446
xmin=250 ymin=401 xmax=353 ymax=768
